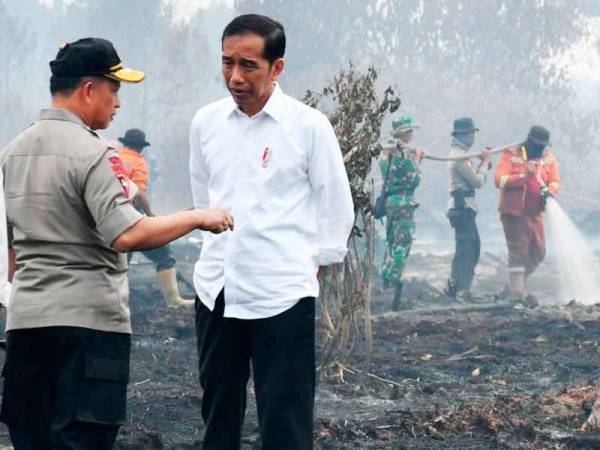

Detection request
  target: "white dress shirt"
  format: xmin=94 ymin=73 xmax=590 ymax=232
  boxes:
xmin=0 ymin=172 xmax=11 ymax=307
xmin=189 ymin=84 xmax=354 ymax=319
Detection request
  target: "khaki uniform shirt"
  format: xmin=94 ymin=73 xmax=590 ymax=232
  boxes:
xmin=447 ymin=142 xmax=488 ymax=212
xmin=2 ymin=108 xmax=143 ymax=333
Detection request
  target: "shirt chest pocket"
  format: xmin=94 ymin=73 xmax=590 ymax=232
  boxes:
xmin=249 ymin=144 xmax=307 ymax=187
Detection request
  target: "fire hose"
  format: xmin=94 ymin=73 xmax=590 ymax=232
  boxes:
xmin=378 ymin=141 xmax=520 ymax=162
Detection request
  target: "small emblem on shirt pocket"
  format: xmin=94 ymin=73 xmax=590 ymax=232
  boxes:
xmin=261 ymin=147 xmax=271 ymax=168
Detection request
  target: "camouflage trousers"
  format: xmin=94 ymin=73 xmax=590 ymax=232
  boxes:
xmin=381 ymin=206 xmax=417 ymax=283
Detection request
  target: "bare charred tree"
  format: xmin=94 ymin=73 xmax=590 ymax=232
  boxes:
xmin=303 ymin=65 xmax=400 ymax=380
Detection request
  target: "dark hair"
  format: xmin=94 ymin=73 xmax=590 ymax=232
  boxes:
xmin=50 ymin=75 xmax=118 ymax=95
xmin=222 ymin=14 xmax=285 ymax=63
xmin=49 ymin=75 xmax=85 ymax=95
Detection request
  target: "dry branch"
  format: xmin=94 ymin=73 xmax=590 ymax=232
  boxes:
xmin=305 ymin=65 xmax=400 ymax=379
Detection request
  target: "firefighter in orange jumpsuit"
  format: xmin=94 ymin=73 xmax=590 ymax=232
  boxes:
xmin=118 ymin=129 xmax=194 ymax=308
xmin=494 ymin=125 xmax=560 ymax=302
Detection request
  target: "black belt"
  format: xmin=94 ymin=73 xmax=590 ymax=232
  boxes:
xmin=451 ymin=190 xmax=475 ymax=198
xmin=450 ymin=190 xmax=474 ymax=209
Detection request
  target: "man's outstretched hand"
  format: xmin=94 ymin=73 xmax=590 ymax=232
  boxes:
xmin=199 ymin=207 xmax=235 ymax=233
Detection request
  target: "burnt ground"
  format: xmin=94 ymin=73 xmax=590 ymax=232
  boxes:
xmin=1 ymin=244 xmax=600 ymax=449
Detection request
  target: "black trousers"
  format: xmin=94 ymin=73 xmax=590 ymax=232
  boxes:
xmin=448 ymin=208 xmax=481 ymax=292
xmin=195 ymin=291 xmax=315 ymax=450
xmin=0 ymin=327 xmax=130 ymax=450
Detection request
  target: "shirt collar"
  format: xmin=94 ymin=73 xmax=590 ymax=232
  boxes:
xmin=39 ymin=108 xmax=85 ymax=126
xmin=227 ymin=83 xmax=285 ymax=122
xmin=262 ymin=83 xmax=284 ymax=122
xmin=38 ymin=108 xmax=98 ymax=135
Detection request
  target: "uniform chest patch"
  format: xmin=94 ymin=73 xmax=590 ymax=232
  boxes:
xmin=109 ymin=156 xmax=130 ymax=198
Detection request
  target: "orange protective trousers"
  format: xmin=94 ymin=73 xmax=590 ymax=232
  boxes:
xmin=500 ymin=213 xmax=545 ymax=276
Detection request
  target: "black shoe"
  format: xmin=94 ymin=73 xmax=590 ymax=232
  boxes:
xmin=524 ymin=294 xmax=539 ymax=309
xmin=444 ymin=279 xmax=457 ymax=299
xmin=392 ymin=282 xmax=403 ymax=311
xmin=494 ymin=285 xmax=510 ymax=301
xmin=456 ymin=290 xmax=473 ymax=303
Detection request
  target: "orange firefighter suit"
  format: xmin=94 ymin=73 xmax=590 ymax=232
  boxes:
xmin=495 ymin=146 xmax=560 ymax=279
xmin=119 ymin=147 xmax=149 ymax=192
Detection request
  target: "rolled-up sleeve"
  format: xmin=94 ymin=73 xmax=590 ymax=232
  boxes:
xmin=309 ymin=115 xmax=355 ymax=266
xmin=189 ymin=117 xmax=210 ymax=210
xmin=84 ymin=149 xmax=143 ymax=246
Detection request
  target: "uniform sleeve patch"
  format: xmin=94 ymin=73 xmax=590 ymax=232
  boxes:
xmin=109 ymin=156 xmax=131 ymax=198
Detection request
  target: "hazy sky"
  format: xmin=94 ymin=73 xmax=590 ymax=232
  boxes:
xmin=35 ymin=0 xmax=600 ymax=85
xmin=3 ymin=0 xmax=598 ymax=218
xmin=38 ymin=0 xmax=235 ymax=22
xmin=563 ymin=17 xmax=600 ymax=81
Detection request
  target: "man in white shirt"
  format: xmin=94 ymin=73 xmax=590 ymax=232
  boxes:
xmin=0 ymin=171 xmax=11 ymax=308
xmin=189 ymin=14 xmax=354 ymax=450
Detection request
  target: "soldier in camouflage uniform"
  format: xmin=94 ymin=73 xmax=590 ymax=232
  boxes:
xmin=380 ymin=116 xmax=424 ymax=311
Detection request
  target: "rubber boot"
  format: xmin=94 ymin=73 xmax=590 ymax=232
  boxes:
xmin=508 ymin=271 xmax=525 ymax=297
xmin=392 ymin=281 xmax=403 ymax=312
xmin=507 ymin=271 xmax=526 ymax=308
xmin=157 ymin=268 xmax=194 ymax=308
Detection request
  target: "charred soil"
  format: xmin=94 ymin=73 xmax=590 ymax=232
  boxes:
xmin=0 ymin=248 xmax=599 ymax=449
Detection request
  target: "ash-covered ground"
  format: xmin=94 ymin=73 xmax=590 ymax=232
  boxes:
xmin=0 ymin=240 xmax=599 ymax=449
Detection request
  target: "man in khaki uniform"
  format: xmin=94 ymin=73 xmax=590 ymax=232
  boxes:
xmin=0 ymin=37 xmax=233 ymax=449
xmin=446 ymin=117 xmax=491 ymax=301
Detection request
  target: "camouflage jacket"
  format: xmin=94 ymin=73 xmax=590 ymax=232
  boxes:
xmin=379 ymin=144 xmax=421 ymax=209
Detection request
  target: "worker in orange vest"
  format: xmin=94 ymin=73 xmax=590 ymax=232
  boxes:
xmin=118 ymin=129 xmax=194 ymax=308
xmin=494 ymin=126 xmax=559 ymax=304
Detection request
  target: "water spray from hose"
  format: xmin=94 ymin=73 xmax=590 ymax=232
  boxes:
xmin=545 ymin=198 xmax=600 ymax=305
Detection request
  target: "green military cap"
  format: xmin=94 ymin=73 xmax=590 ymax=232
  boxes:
xmin=392 ymin=116 xmax=419 ymax=133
